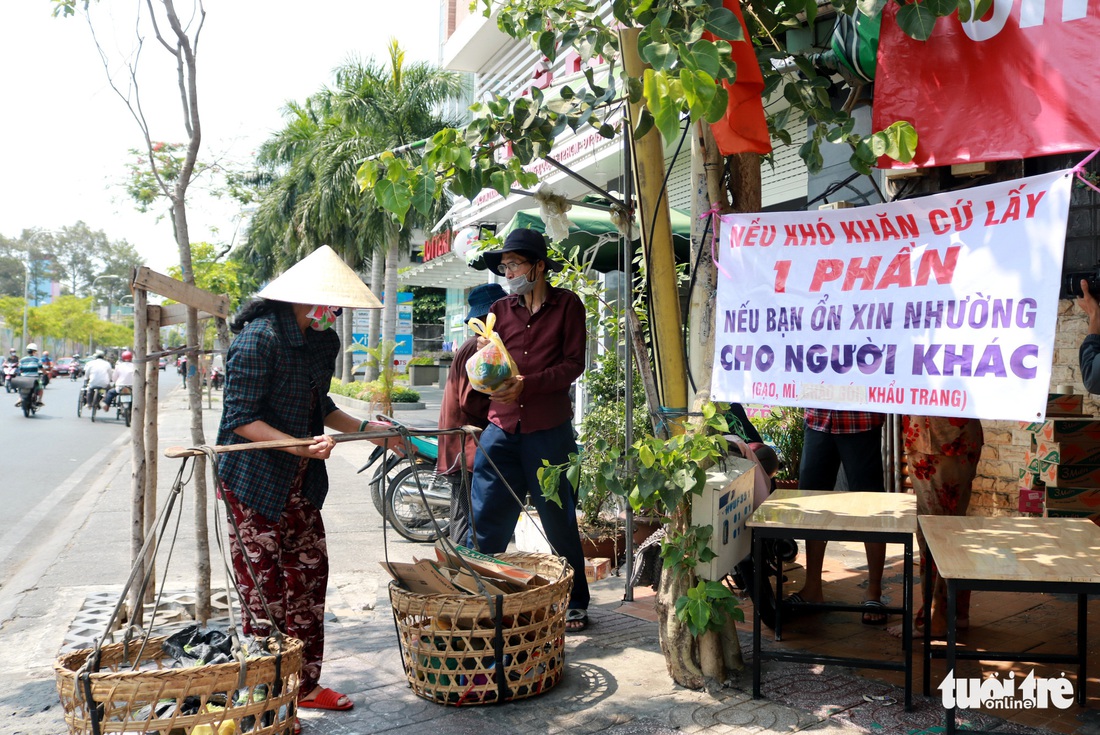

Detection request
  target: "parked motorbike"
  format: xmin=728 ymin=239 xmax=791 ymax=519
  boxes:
xmin=3 ymin=363 xmax=16 ymax=393
xmin=357 ymin=415 xmax=449 ymax=543
xmin=12 ymin=375 xmax=41 ymax=418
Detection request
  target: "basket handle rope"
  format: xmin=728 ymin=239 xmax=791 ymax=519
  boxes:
xmin=77 ymin=457 xmax=194 ymax=735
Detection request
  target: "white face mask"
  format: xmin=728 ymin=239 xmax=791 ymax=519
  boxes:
xmin=505 ymin=269 xmax=537 ymax=296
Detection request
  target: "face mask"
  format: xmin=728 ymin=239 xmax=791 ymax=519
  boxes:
xmin=505 ymin=271 xmax=536 ymax=296
xmin=307 ymin=305 xmax=338 ymax=331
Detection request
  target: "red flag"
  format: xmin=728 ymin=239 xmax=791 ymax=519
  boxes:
xmin=708 ymin=0 xmax=771 ymax=155
xmin=873 ymin=2 xmax=1100 ymax=167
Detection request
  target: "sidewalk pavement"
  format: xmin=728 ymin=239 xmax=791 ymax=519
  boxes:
xmin=0 ymin=382 xmax=1080 ymax=734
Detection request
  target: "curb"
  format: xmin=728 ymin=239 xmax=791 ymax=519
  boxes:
xmin=330 ymin=393 xmax=425 ymax=412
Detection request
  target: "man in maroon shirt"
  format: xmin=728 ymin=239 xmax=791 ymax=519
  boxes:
xmin=437 ymin=283 xmax=505 ymax=544
xmin=464 ymin=228 xmax=591 ymax=631
xmin=794 ymin=408 xmax=889 ymax=624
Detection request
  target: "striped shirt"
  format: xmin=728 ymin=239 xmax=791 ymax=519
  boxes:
xmin=803 ymin=408 xmax=884 ymax=434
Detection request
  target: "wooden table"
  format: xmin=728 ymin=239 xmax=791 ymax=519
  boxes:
xmin=919 ymin=515 xmax=1100 ymax=734
xmin=747 ymin=489 xmax=917 ymax=709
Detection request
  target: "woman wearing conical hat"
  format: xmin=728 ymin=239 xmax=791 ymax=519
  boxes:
xmin=217 ymin=246 xmax=381 ymax=718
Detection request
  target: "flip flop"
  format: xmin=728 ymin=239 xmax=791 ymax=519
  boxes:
xmin=861 ymin=599 xmax=889 ymax=626
xmin=298 ymin=686 xmax=353 ymax=711
xmin=565 ymin=608 xmax=589 ymax=632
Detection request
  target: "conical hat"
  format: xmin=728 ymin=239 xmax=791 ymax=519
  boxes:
xmin=257 ymin=245 xmax=382 ymax=309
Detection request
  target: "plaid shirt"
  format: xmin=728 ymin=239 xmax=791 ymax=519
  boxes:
xmin=803 ymin=408 xmax=884 ymax=434
xmin=217 ymin=307 xmax=340 ymax=520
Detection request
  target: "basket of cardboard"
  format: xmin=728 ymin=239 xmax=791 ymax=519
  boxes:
xmin=383 ymin=543 xmax=572 ymax=705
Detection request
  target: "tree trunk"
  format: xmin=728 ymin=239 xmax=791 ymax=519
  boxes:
xmin=340 ymin=311 xmax=353 ymax=383
xmin=368 ymin=256 xmax=384 ymax=381
xmin=382 ymin=239 xmax=400 ymax=397
xmin=656 ymin=508 xmax=705 ymax=689
xmin=128 ymin=286 xmax=149 ymax=625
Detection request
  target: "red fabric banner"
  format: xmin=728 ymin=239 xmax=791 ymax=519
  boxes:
xmin=873 ymin=1 xmax=1100 ymax=168
xmin=708 ymin=0 xmax=771 ymax=156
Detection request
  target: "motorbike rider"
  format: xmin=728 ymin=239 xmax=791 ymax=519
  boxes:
xmin=70 ymin=352 xmax=82 ymax=380
xmin=83 ymin=350 xmax=113 ymax=408
xmin=102 ymin=350 xmax=136 ymax=410
xmin=5 ymin=348 xmax=22 ymax=394
xmin=16 ymin=343 xmax=45 ymax=408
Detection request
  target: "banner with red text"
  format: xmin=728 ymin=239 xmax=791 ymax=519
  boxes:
xmin=710 ymin=171 xmax=1072 ymax=421
xmin=873 ymin=2 xmax=1100 ymax=167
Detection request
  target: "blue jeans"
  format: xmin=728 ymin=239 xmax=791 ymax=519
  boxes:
xmin=470 ymin=421 xmax=590 ymax=611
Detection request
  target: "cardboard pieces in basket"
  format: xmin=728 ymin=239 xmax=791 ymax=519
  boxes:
xmin=435 ymin=541 xmax=550 ymax=590
xmin=380 ymin=559 xmax=464 ymax=596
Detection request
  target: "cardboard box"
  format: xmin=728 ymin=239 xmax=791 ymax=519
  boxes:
xmin=1018 ymin=487 xmax=1044 ymax=514
xmin=1047 ymin=393 xmax=1084 ymax=415
xmin=1022 ymin=449 xmax=1058 ymax=485
xmin=380 ymin=559 xmax=463 ymax=595
xmin=584 ymin=557 xmax=611 ymax=582
xmin=1044 ymin=507 xmax=1100 ymax=526
xmin=1044 ymin=486 xmax=1100 ymax=513
xmin=1030 ymin=436 xmax=1100 ymax=465
xmin=1018 ymin=468 xmax=1043 ymax=490
xmin=1019 ymin=418 xmax=1100 ymax=449
xmin=691 ymin=456 xmax=755 ymax=581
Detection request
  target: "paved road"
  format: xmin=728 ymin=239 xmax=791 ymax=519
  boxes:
xmin=0 ymin=369 xmax=179 ymax=599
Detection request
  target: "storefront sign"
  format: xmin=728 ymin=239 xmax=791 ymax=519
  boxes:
xmin=710 ymin=171 xmax=1072 ymax=421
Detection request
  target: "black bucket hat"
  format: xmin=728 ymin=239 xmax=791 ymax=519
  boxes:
xmin=466 ymin=283 xmax=507 ymax=323
xmin=480 ymin=228 xmax=563 ymax=274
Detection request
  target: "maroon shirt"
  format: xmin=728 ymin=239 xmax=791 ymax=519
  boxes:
xmin=463 ymin=286 xmax=586 ymax=434
xmin=437 ymin=336 xmax=489 ymax=476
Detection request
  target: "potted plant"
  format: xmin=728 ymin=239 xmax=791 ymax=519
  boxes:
xmin=406 ymin=355 xmax=439 ymax=386
xmin=751 ymin=406 xmax=805 ymax=488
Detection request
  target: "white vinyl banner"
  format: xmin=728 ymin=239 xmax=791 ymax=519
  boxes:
xmin=711 ymin=171 xmax=1073 ymax=422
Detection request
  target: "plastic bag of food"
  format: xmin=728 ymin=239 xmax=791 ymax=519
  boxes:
xmin=465 ymin=313 xmax=517 ymax=394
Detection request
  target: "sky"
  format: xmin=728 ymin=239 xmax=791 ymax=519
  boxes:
xmin=0 ymin=0 xmax=442 ymax=273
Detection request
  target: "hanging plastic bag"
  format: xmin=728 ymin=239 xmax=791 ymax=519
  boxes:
xmin=465 ymin=313 xmax=518 ymax=394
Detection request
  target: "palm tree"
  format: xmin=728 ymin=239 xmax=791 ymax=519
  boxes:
xmin=243 ymin=43 xmax=461 ymax=381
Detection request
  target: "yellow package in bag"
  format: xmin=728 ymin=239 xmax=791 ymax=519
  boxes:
xmin=465 ymin=313 xmax=518 ymax=394
xmin=191 ymin=704 xmax=237 ymax=735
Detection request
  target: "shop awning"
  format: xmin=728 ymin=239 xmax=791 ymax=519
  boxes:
xmin=398 ymin=250 xmax=495 ymax=290
xmin=488 ymin=204 xmax=694 ymax=273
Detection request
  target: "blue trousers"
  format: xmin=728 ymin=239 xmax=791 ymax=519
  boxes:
xmin=470 ymin=421 xmax=590 ymax=611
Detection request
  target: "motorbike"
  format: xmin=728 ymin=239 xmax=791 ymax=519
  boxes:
xmin=115 ymin=386 xmax=133 ymax=427
xmin=357 ymin=415 xmax=450 ymax=543
xmin=3 ymin=362 xmax=16 ymax=393
xmin=12 ymin=375 xmax=41 ymax=418
xmin=209 ymin=367 xmax=223 ymax=390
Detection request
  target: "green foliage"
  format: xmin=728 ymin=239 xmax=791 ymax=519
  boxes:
xmin=347 ymin=340 xmax=398 ymax=414
xmin=359 ymin=0 xmax=925 ymax=223
xmin=750 ymin=406 xmax=805 ymax=482
xmin=675 ymin=579 xmax=744 ymax=636
xmin=330 ymin=376 xmax=421 ymax=404
xmin=405 ymin=286 xmax=445 ymax=324
xmin=407 ymin=354 xmax=436 ymax=366
xmin=167 ymin=242 xmax=247 ymax=312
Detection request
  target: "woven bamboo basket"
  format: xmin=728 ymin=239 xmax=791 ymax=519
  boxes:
xmin=389 ymin=552 xmax=572 ymax=706
xmin=55 ymin=634 xmax=302 ymax=734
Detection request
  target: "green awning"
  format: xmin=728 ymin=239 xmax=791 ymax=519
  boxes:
xmin=485 ymin=204 xmax=694 ymax=274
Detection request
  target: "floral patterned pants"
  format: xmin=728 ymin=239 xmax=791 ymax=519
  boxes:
xmin=909 ymin=449 xmax=981 ymax=622
xmin=226 ymin=483 xmax=329 ymax=694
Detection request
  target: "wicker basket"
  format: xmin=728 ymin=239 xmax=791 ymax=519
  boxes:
xmin=389 ymin=552 xmax=572 ymax=706
xmin=55 ymin=634 xmax=302 ymax=734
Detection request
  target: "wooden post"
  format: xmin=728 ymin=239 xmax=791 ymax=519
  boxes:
xmin=619 ymin=27 xmax=688 ymax=428
xmin=129 ymin=284 xmax=149 ymax=625
xmin=144 ymin=307 xmax=161 ymax=604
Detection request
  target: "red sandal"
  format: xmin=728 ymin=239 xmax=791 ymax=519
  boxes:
xmin=298 ymin=686 xmax=353 ymax=711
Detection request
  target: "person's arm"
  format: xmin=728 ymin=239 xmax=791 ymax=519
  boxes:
xmin=1076 ymin=280 xmax=1100 ymax=394
xmin=323 ymin=407 xmax=364 ymax=434
xmin=233 ymin=419 xmax=335 ymax=459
